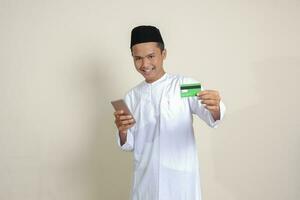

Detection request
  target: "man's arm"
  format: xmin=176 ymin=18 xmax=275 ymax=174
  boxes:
xmin=188 ymin=88 xmax=225 ymax=128
xmin=114 ymin=110 xmax=135 ymax=146
xmin=197 ymin=90 xmax=221 ymax=121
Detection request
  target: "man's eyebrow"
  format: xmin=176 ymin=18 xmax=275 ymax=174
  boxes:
xmin=133 ymin=52 xmax=155 ymax=58
xmin=147 ymin=52 xmax=155 ymax=56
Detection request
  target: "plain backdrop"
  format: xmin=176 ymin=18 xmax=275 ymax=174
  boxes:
xmin=0 ymin=0 xmax=299 ymax=199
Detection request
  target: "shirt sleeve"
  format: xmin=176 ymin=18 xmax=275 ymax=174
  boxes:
xmin=184 ymin=78 xmax=226 ymax=128
xmin=115 ymin=92 xmax=136 ymax=151
xmin=116 ymin=127 xmax=135 ymax=151
xmin=189 ymin=98 xmax=226 ymax=128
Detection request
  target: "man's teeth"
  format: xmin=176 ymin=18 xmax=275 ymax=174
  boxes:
xmin=143 ymin=68 xmax=154 ymax=72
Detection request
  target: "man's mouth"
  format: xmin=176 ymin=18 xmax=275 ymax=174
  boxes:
xmin=141 ymin=67 xmax=155 ymax=74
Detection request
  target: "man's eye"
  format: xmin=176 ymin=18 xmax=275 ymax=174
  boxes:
xmin=135 ymin=57 xmax=141 ymax=61
xmin=149 ymin=55 xmax=155 ymax=59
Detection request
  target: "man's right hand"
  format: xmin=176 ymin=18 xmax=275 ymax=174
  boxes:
xmin=114 ymin=110 xmax=135 ymax=134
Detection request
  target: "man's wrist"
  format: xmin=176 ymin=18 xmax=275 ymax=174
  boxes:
xmin=119 ymin=131 xmax=127 ymax=146
xmin=212 ymin=107 xmax=221 ymax=121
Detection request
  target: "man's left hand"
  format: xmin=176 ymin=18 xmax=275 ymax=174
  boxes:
xmin=197 ymin=90 xmax=221 ymax=121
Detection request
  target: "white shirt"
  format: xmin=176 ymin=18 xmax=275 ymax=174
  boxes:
xmin=117 ymin=73 xmax=225 ymax=200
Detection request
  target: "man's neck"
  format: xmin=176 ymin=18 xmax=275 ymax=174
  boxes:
xmin=145 ymin=71 xmax=166 ymax=83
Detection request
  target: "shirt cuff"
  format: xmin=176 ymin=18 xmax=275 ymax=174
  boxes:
xmin=116 ymin=129 xmax=134 ymax=151
xmin=207 ymin=100 xmax=226 ymax=128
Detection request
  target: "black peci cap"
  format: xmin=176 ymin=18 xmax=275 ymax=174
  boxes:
xmin=130 ymin=25 xmax=164 ymax=48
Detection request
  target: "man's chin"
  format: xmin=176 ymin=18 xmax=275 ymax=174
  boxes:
xmin=142 ymin=71 xmax=165 ymax=83
xmin=143 ymin=75 xmax=154 ymax=83
xmin=141 ymin=72 xmax=154 ymax=79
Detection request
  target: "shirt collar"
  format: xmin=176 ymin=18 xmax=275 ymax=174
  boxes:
xmin=145 ymin=72 xmax=168 ymax=86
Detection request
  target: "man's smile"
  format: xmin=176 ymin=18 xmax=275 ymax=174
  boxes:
xmin=141 ymin=67 xmax=155 ymax=75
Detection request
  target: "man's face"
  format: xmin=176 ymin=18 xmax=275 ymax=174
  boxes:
xmin=131 ymin=42 xmax=166 ymax=83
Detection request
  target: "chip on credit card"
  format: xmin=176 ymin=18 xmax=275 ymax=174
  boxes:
xmin=180 ymin=83 xmax=201 ymax=97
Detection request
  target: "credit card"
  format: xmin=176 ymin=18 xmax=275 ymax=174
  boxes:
xmin=180 ymin=83 xmax=201 ymax=97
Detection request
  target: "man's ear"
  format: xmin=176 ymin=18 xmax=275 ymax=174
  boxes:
xmin=162 ymin=49 xmax=167 ymax=60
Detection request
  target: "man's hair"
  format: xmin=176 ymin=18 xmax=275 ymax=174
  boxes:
xmin=130 ymin=42 xmax=165 ymax=53
xmin=156 ymin=42 xmax=165 ymax=52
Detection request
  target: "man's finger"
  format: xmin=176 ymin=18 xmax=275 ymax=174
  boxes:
xmin=119 ymin=115 xmax=133 ymax=120
xmin=201 ymin=99 xmax=219 ymax=106
xmin=205 ymin=105 xmax=220 ymax=111
xmin=197 ymin=90 xmax=208 ymax=96
xmin=114 ymin=110 xmax=124 ymax=116
xmin=120 ymin=119 xmax=135 ymax=126
xmin=198 ymin=90 xmax=218 ymax=97
xmin=198 ymin=91 xmax=220 ymax=100
xmin=198 ymin=95 xmax=217 ymax=100
xmin=116 ymin=120 xmax=135 ymax=130
xmin=119 ymin=123 xmax=134 ymax=131
xmin=198 ymin=95 xmax=220 ymax=101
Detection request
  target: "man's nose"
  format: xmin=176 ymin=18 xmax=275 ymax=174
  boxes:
xmin=141 ymin=57 xmax=150 ymax=67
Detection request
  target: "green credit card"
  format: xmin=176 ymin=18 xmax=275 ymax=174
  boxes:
xmin=180 ymin=83 xmax=201 ymax=97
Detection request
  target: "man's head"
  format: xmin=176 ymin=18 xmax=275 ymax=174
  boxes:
xmin=130 ymin=25 xmax=167 ymax=83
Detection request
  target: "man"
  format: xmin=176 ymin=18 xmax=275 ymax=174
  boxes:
xmin=113 ymin=25 xmax=225 ymax=200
